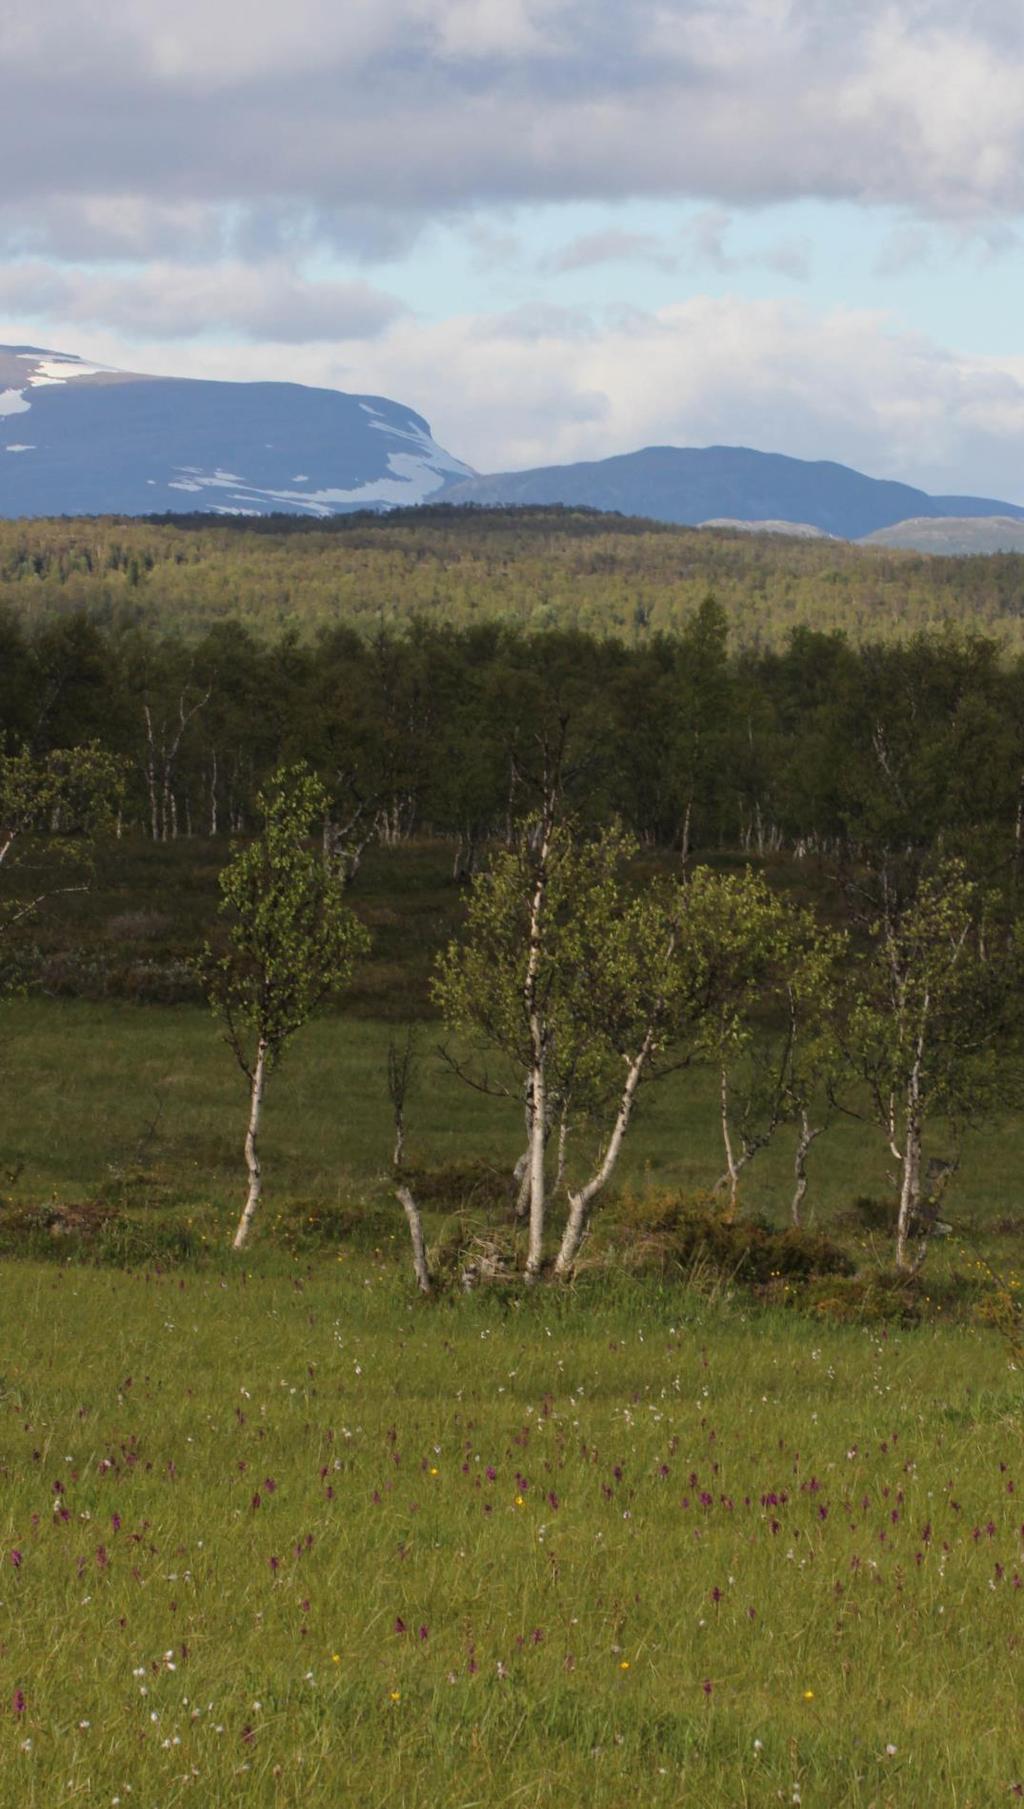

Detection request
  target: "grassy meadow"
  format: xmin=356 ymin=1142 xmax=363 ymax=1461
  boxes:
xmin=4 ymin=837 xmax=1024 ymax=1805
xmin=1 ymin=1257 xmax=1023 ymax=1806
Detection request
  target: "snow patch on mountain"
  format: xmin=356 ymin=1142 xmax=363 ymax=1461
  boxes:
xmin=160 ymin=429 xmax=472 ymax=517
xmin=18 ymin=353 xmax=112 ymax=386
xmin=0 ymin=390 xmax=30 ymax=417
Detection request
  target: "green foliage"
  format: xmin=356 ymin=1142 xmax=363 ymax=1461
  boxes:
xmin=434 ymin=820 xmax=683 ymax=1120
xmin=843 ymin=858 xmax=1012 ymax=1145
xmin=5 ymin=597 xmax=1024 ymax=881
xmin=198 ymin=764 xmax=370 ymax=1074
xmin=10 ymin=507 xmax=1024 ymax=653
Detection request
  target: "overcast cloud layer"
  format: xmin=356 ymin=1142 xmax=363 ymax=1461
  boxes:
xmin=5 ymin=0 xmax=1024 ymax=255
xmin=3 ymin=0 xmax=1024 ymax=494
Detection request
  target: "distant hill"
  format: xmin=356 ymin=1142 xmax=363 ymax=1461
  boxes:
xmin=0 ymin=345 xmax=473 ymax=518
xmin=859 ymin=516 xmax=1024 ymax=554
xmin=7 ymin=504 xmax=1024 ymax=654
xmin=441 ymin=445 xmax=1024 ymax=541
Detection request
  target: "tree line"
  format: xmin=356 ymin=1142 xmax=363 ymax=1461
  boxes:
xmin=4 ymin=602 xmax=1024 ymax=872
xmin=4 ymin=603 xmax=1024 ymax=1290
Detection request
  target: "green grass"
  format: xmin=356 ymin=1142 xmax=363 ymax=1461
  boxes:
xmin=2 ymin=996 xmax=1023 ymax=1272
xmin=21 ymin=835 xmax=467 ymax=1019
xmin=2 ymin=1001 xmax=1024 ymax=1801
xmin=0 ymin=995 xmax=916 ymax=1223
xmin=0 ymin=1258 xmax=1023 ymax=1806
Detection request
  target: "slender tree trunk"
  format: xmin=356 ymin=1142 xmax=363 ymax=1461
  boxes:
xmin=553 ymin=1108 xmax=570 ymax=1196
xmin=395 ymin=1184 xmax=431 ymax=1294
xmin=526 ymin=1055 xmax=547 ymax=1277
xmin=513 ymin=1079 xmax=552 ymax=1220
xmin=143 ymin=705 xmax=159 ymax=842
xmin=680 ymin=798 xmax=692 ymax=871
xmin=523 ymin=818 xmax=552 ymax=1279
xmin=719 ymin=1066 xmax=740 ymax=1221
xmin=894 ymin=1109 xmax=922 ymax=1272
xmin=791 ymin=1108 xmax=821 ymax=1227
xmin=233 ymin=1041 xmax=268 ymax=1251
xmin=512 ymin=1151 xmax=530 ymax=1220
xmin=554 ymin=1035 xmax=652 ymax=1276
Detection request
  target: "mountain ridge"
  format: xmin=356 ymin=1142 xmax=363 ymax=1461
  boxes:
xmin=2 ymin=343 xmax=1024 ymax=542
xmin=438 ymin=443 xmax=1024 ymax=541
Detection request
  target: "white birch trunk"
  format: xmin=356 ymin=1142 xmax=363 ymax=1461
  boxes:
xmin=233 ymin=1041 xmax=268 ymax=1251
xmin=523 ymin=820 xmax=552 ymax=1279
xmin=525 ymin=1056 xmax=547 ymax=1278
xmin=718 ymin=1065 xmax=741 ymax=1220
xmin=395 ymin=1184 xmax=431 ymax=1294
xmin=553 ymin=1109 xmax=570 ymax=1196
xmin=791 ymin=1108 xmax=821 ymax=1227
xmin=894 ymin=1006 xmax=927 ymax=1272
xmin=894 ymin=1108 xmax=922 ymax=1272
xmin=143 ymin=705 xmax=160 ymax=843
xmin=554 ymin=1034 xmax=653 ymax=1276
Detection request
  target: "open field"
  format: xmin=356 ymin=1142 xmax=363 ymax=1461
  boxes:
xmin=4 ymin=840 xmax=1024 ymax=1806
xmin=1 ymin=1256 xmax=1023 ymax=1807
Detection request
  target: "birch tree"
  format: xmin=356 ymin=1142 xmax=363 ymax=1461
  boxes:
xmin=198 ymin=764 xmax=370 ymax=1251
xmin=675 ymin=870 xmax=844 ymax=1219
xmin=434 ymin=820 xmax=685 ymax=1278
xmin=840 ymin=858 xmax=1009 ymax=1271
xmin=551 ymin=876 xmax=684 ymax=1274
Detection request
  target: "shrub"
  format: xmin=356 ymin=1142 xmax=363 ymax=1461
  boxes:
xmin=609 ymin=1189 xmax=855 ymax=1285
xmin=799 ymin=1271 xmax=926 ymax=1325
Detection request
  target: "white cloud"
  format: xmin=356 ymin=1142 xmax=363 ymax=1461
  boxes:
xmin=0 ymin=262 xmax=407 ymax=342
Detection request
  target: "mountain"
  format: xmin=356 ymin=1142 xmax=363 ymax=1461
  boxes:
xmin=4 ymin=347 xmax=1023 ymax=540
xmin=0 ymin=346 xmax=473 ymax=518
xmin=440 ymin=445 xmax=1024 ymax=541
xmin=859 ymin=516 xmax=1024 ymax=554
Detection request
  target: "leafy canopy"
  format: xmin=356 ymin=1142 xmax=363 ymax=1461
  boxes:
xmin=199 ymin=763 xmax=370 ymax=1078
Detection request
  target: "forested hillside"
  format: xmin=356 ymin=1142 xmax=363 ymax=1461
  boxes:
xmin=3 ymin=505 xmax=1024 ymax=647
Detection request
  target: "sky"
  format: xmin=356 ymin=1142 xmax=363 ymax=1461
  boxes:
xmin=3 ymin=0 xmax=1024 ymax=497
